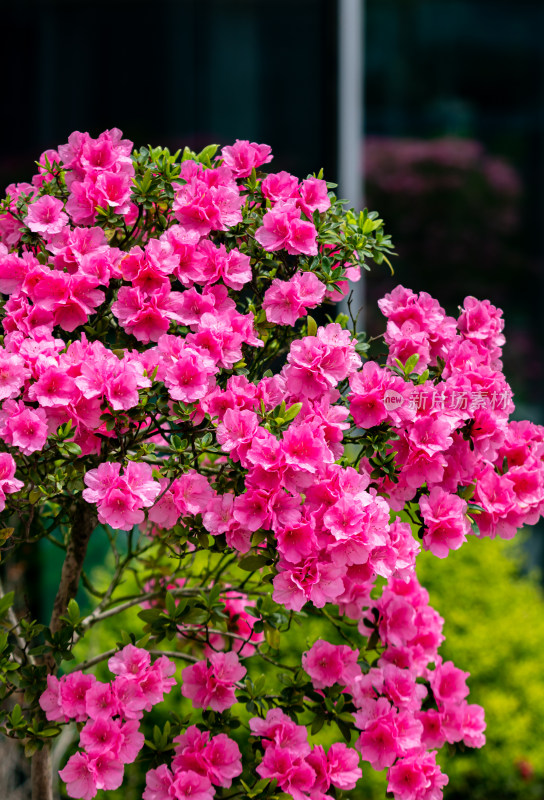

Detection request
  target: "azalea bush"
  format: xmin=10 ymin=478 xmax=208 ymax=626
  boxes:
xmin=0 ymin=129 xmax=543 ymax=800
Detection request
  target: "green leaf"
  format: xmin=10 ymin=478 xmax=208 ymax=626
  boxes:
xmin=171 ymin=435 xmax=183 ymax=451
xmin=183 ymin=608 xmax=208 ymax=625
xmin=10 ymin=704 xmax=23 ymax=726
xmin=138 ymin=608 xmax=162 ymax=624
xmin=67 ymin=599 xmax=80 ymax=624
xmin=311 ymin=715 xmax=325 ymax=735
xmin=264 ymin=624 xmax=280 ymax=650
xmin=251 ymin=530 xmax=267 ymax=547
xmin=181 ymin=146 xmax=197 ymax=162
xmin=40 ymin=728 xmax=61 ymax=737
xmin=165 ymin=592 xmax=177 ymax=617
xmin=24 ymin=740 xmax=38 ymax=758
xmin=362 ymin=216 xmax=382 ymax=234
xmin=0 ymin=591 xmax=14 ymax=620
xmin=335 ymin=719 xmax=353 ymax=742
xmin=306 ymin=315 xmax=318 ymax=337
xmin=283 ymin=403 xmax=303 ymax=423
xmin=238 ymin=555 xmax=269 ymax=572
xmin=404 ymin=354 xmax=420 ymax=375
xmin=196 ymin=144 xmax=219 ymax=166
xmin=56 ymin=420 xmax=73 ymax=439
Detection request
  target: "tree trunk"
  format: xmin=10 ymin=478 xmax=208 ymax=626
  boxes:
xmin=33 ymin=500 xmax=97 ymax=799
xmin=31 ymin=746 xmax=52 ymax=800
xmin=49 ymin=501 xmax=97 ymax=637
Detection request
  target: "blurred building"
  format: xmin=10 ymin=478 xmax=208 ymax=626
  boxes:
xmin=364 ymin=0 xmax=544 ymax=422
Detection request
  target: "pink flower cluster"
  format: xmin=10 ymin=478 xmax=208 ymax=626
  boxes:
xmin=250 ymin=708 xmax=362 ymax=800
xmin=221 ymin=139 xmax=272 ymax=177
xmin=0 ymin=452 xmax=24 ymax=508
xmin=39 ymin=646 xmax=175 ymax=799
xmin=352 ymin=575 xmax=485 ymax=800
xmin=197 ymin=323 xmax=420 ymax=613
xmin=172 ymin=160 xmax=243 ymax=238
xmin=180 ymin=651 xmax=246 ymax=712
xmin=59 ymin=128 xmax=135 ymax=225
xmin=255 ymin=173 xmax=330 ymax=258
xmin=82 ymin=461 xmax=161 ymax=530
xmin=143 ymin=724 xmax=242 ymax=800
xmin=0 ymin=329 xmax=157 ymax=457
xmin=262 ymin=271 xmax=326 ymax=326
xmin=302 ymin=639 xmax=361 ymax=690
xmin=147 ymin=470 xmax=213 ymax=529
xmin=348 ymin=285 xmax=544 ymax=547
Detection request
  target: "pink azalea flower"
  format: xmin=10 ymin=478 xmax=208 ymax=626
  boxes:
xmin=257 ymin=745 xmax=316 ymax=800
xmin=143 ymin=765 xmax=175 ymax=800
xmin=429 ymin=659 xmax=470 ymax=707
xmin=60 ymin=671 xmax=96 ymax=722
xmin=416 ymin=710 xmax=446 ymax=750
xmin=419 ymin=488 xmax=470 ymax=558
xmin=327 ymin=743 xmax=362 ymax=790
xmin=117 ymin=719 xmax=145 ymax=763
xmin=461 ymin=703 xmax=486 ymax=748
xmin=85 ymin=681 xmax=116 ymax=720
xmin=108 ymin=644 xmax=151 ymax=678
xmin=181 ymin=652 xmax=246 ymax=712
xmin=79 ymin=717 xmax=123 ymax=756
xmin=262 ymin=277 xmax=305 ymax=326
xmin=97 ymin=488 xmax=146 ymax=530
xmin=58 ymin=752 xmax=98 ymax=800
xmin=387 ymin=751 xmax=448 ymax=800
xmin=174 ymin=729 xmax=242 ymax=788
xmin=298 ymin=177 xmax=331 ymax=215
xmin=0 ymin=452 xmax=24 ymax=510
xmin=28 ymin=365 xmax=78 ymax=407
xmin=91 ymin=751 xmax=124 ymax=792
xmin=261 ymin=170 xmax=299 ymax=203
xmin=285 ymin=218 xmax=318 ymax=256
xmin=39 ymin=674 xmax=65 ymax=722
xmin=356 ymin=712 xmax=401 ymax=771
xmin=0 ymin=348 xmax=30 ymax=399
xmin=302 ymin=640 xmax=361 ymax=689
xmin=216 ymin=408 xmax=259 ymax=463
xmin=192 ymin=240 xmax=252 ymax=290
xmin=221 ymin=139 xmax=273 ymax=177
xmin=249 ymin=708 xmax=310 ymax=754
xmin=171 ymin=770 xmax=215 ymax=800
xmin=25 ymin=195 xmax=68 ymax=235
xmin=0 ymin=399 xmax=48 ymax=455
xmin=112 ymin=675 xmax=148 ymax=720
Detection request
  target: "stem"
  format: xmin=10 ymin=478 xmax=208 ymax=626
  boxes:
xmin=49 ymin=502 xmax=97 ymax=639
xmin=33 ymin=503 xmax=96 ymax=798
xmin=79 ymin=587 xmax=199 ymax=634
xmin=31 ymin=746 xmax=52 ymax=800
xmin=77 ymin=647 xmax=199 ymax=671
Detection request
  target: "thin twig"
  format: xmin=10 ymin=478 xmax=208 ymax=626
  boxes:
xmin=0 ymin=576 xmax=34 ymax=665
xmin=80 ymin=587 xmax=200 ymax=633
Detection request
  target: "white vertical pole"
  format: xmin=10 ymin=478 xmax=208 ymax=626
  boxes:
xmin=338 ymin=0 xmax=365 ymax=329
